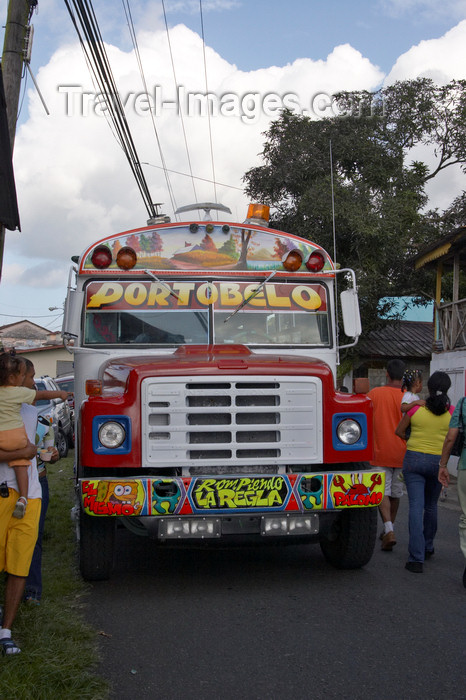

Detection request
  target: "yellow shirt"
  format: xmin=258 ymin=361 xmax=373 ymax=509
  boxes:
xmin=407 ymin=405 xmax=454 ymax=455
xmin=0 ymin=386 xmax=36 ymax=430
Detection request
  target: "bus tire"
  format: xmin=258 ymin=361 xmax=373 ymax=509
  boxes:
xmin=79 ymin=510 xmax=116 ymax=581
xmin=319 ymin=507 xmax=377 ymax=569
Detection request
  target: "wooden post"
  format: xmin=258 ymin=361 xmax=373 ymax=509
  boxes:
xmin=0 ymin=0 xmax=31 ymax=280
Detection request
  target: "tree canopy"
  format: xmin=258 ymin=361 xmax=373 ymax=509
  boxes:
xmin=243 ymin=78 xmax=466 ymax=334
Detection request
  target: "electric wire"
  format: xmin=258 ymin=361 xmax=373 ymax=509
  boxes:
xmin=161 ymin=0 xmax=198 ymax=204
xmin=122 ymin=0 xmax=178 ymax=216
xmin=199 ymin=0 xmax=218 ymax=209
xmin=141 ymin=161 xmax=242 ymax=190
xmin=63 ymin=0 xmax=157 ymax=219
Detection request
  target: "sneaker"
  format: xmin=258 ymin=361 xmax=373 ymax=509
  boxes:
xmin=381 ymin=531 xmax=397 ymax=551
xmin=0 ymin=637 xmax=21 ymax=655
xmin=405 ymin=561 xmax=423 ymax=573
xmin=425 ymin=549 xmax=435 ymax=559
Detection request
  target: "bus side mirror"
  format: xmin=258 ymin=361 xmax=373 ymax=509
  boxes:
xmin=340 ymin=288 xmax=362 ymax=339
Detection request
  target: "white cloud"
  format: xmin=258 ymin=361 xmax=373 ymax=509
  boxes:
xmin=386 ymin=20 xmax=466 ymax=83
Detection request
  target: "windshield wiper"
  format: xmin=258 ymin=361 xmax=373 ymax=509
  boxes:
xmin=223 ymin=270 xmax=277 ymax=324
xmin=144 ymin=270 xmax=181 ymax=301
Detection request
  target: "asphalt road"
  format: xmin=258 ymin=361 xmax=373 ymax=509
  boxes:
xmin=84 ymin=486 xmax=465 ymax=700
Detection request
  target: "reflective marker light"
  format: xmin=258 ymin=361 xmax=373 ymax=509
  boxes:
xmin=262 ymin=514 xmax=318 ymax=536
xmin=91 ymin=245 xmax=112 ymax=269
xmin=305 ymin=251 xmax=325 ymax=272
xmin=159 ymin=517 xmax=221 ymax=539
xmin=98 ymin=421 xmax=126 ymax=449
xmin=337 ymin=419 xmax=362 ymax=445
xmin=85 ymin=379 xmax=102 ymax=396
xmin=116 ymin=246 xmax=137 ymax=270
xmin=282 ymin=249 xmax=303 ymax=272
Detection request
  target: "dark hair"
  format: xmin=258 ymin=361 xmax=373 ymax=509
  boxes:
xmin=402 ymin=369 xmax=423 ymax=393
xmin=0 ymin=352 xmax=26 ymax=386
xmin=386 ymin=359 xmax=406 ymax=381
xmin=425 ymin=371 xmax=451 ymax=415
xmin=24 ymin=358 xmax=34 ymax=372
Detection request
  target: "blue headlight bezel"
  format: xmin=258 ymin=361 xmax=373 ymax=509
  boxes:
xmin=332 ymin=413 xmax=368 ymax=451
xmin=92 ymin=415 xmax=131 ymax=454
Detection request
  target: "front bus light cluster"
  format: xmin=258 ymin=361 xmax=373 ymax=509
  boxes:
xmin=337 ymin=419 xmax=362 ymax=445
xmin=98 ymin=421 xmax=126 ymax=449
xmin=92 ymin=415 xmax=131 ymax=454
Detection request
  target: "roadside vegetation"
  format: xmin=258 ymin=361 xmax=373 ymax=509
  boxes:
xmin=0 ymin=452 xmax=109 ymax=700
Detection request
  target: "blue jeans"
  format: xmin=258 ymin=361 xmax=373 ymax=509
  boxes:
xmin=402 ymin=450 xmax=442 ymax=563
xmin=25 ymin=473 xmax=49 ymax=600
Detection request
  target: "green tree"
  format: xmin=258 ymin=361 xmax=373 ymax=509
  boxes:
xmin=243 ymin=79 xmax=466 ymax=334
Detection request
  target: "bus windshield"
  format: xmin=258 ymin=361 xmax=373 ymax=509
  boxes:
xmin=83 ymin=279 xmax=331 ymax=347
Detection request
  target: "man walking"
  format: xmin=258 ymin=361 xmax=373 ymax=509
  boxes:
xmin=368 ymin=359 xmax=407 ymax=551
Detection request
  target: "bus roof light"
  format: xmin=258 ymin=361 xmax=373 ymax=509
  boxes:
xmin=91 ymin=245 xmax=112 ymax=269
xmin=116 ymin=247 xmax=137 ymax=270
xmin=282 ymin=249 xmax=303 ymax=272
xmin=305 ymin=251 xmax=325 ymax=272
xmin=245 ymin=203 xmax=270 ymax=225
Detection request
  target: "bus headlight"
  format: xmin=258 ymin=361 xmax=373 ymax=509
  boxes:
xmin=98 ymin=421 xmax=126 ymax=448
xmin=336 ymin=419 xmax=361 ymax=445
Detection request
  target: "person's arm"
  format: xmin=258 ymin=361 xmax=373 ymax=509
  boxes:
xmin=0 ymin=442 xmax=37 ymax=462
xmin=395 ymin=413 xmax=411 ymax=440
xmin=438 ymin=427 xmax=458 ymax=487
xmin=401 ymin=399 xmax=426 ymax=413
xmin=35 ymin=389 xmax=71 ymax=402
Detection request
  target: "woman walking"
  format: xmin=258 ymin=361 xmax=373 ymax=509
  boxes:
xmin=395 ymin=371 xmax=454 ymax=573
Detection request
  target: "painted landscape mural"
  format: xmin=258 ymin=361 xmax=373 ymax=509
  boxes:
xmin=83 ymin=224 xmax=333 ymax=272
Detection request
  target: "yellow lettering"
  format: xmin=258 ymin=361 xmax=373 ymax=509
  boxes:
xmin=218 ymin=489 xmax=237 ymax=508
xmin=124 ymin=283 xmax=147 ymax=306
xmin=244 ymin=284 xmax=266 ymax=307
xmin=172 ymin=282 xmax=195 ymax=306
xmin=147 ymin=284 xmax=171 ymax=307
xmin=265 ymin=285 xmax=291 ymax=308
xmin=291 ymin=286 xmax=322 ymax=310
xmin=197 ymin=283 xmax=218 ymax=306
xmin=87 ymin=283 xmax=123 ymax=308
xmin=220 ymin=283 xmax=243 ymax=306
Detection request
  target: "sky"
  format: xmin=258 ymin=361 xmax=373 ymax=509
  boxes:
xmin=1 ymin=0 xmax=466 ymax=331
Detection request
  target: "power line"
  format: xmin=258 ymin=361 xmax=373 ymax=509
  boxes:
xmin=199 ymin=0 xmax=218 ymax=209
xmin=122 ymin=0 xmax=178 ymax=215
xmin=63 ymin=0 xmax=157 ymax=219
xmin=141 ymin=161 xmax=243 ymax=191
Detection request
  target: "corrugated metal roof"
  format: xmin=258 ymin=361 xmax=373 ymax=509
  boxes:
xmin=357 ymin=321 xmax=433 ymax=359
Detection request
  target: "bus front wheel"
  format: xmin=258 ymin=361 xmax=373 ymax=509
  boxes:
xmin=79 ymin=510 xmax=116 ymax=581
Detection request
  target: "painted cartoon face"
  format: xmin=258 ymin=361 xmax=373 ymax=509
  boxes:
xmin=107 ymin=482 xmax=139 ymax=506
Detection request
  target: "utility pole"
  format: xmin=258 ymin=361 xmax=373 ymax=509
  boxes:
xmin=0 ymin=0 xmax=33 ymax=280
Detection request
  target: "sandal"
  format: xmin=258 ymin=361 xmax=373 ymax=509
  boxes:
xmin=0 ymin=637 xmax=21 ymax=655
xmin=12 ymin=496 xmax=27 ymax=519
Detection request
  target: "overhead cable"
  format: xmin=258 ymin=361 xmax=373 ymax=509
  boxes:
xmin=122 ymin=0 xmax=178 ymax=216
xmin=63 ymin=0 xmax=157 ymax=219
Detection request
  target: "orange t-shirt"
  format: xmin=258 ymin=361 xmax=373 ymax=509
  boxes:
xmin=367 ymin=385 xmax=406 ymax=468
